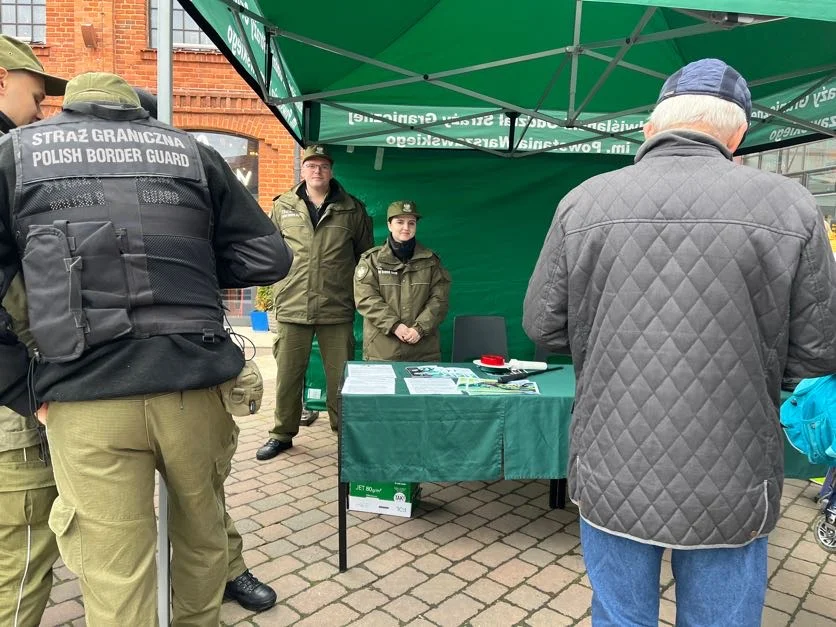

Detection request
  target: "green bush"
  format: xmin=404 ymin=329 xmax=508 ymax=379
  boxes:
xmin=254 ymin=285 xmax=274 ymax=312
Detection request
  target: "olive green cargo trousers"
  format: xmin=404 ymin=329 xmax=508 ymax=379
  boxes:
xmin=0 ymin=445 xmax=59 ymax=627
xmin=46 ymin=389 xmax=236 ymax=626
xmin=269 ymin=321 xmax=354 ymax=440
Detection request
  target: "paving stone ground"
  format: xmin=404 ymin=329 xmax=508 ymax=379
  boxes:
xmin=43 ymin=327 xmax=835 ymax=626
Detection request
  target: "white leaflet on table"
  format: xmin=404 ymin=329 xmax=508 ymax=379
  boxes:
xmin=342 ymin=377 xmax=396 ymax=395
xmin=347 ymin=364 xmax=397 ymax=378
xmin=404 ymin=377 xmax=462 ymax=395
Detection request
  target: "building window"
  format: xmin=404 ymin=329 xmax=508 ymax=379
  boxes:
xmin=189 ymin=131 xmax=259 ymax=197
xmin=189 ymin=131 xmax=260 ymax=317
xmin=149 ymin=0 xmax=216 ymax=49
xmin=1 ymin=0 xmax=46 ymax=43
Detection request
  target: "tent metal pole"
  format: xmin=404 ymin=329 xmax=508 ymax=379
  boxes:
xmin=506 ymin=112 xmax=519 ymax=154
xmin=230 ymin=9 xmax=267 ymax=100
xmin=274 ymin=77 xmax=425 ymax=105
xmin=571 ymin=6 xmax=656 ymax=122
xmin=749 ymin=63 xmax=836 ymax=87
xmin=428 ymin=80 xmax=643 ymax=148
xmin=514 ymin=55 xmax=571 ymax=152
xmin=581 ymin=50 xmax=668 ymax=79
xmin=303 ymin=102 xmax=311 ymax=145
xmin=568 ymin=0 xmax=583 ymax=119
xmin=270 ymin=36 xmax=304 ymax=133
xmin=750 ymin=72 xmax=836 ymax=131
xmin=752 ymin=105 xmax=836 ymax=138
xmin=582 ymin=21 xmax=729 ymax=51
xmin=156 ymin=2 xmax=173 ymax=625
xmin=430 ymin=83 xmax=567 ymax=127
xmin=279 ymin=30 xmax=423 ymax=79
xmin=212 ymin=0 xmax=271 ymax=28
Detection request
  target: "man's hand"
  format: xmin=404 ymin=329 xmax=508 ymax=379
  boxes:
xmin=394 ymin=324 xmax=421 ymax=344
xmin=404 ymin=327 xmax=421 ymax=344
xmin=36 ymin=402 xmax=48 ymax=425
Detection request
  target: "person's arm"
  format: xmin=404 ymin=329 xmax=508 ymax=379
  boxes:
xmin=522 ymin=202 xmax=571 ymax=352
xmin=0 ymin=136 xmax=34 ymax=416
xmin=201 ymin=144 xmax=294 ymax=288
xmin=353 ymin=199 xmax=375 ymax=262
xmin=785 ymin=209 xmax=836 ymax=379
xmin=354 ymin=255 xmax=401 ymax=335
xmin=413 ymin=257 xmax=452 ymax=338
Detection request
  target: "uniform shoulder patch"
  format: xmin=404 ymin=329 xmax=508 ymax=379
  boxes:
xmin=355 ymin=263 xmax=370 ymax=280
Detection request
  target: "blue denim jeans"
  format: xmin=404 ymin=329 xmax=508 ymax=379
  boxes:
xmin=580 ymin=518 xmax=767 ymax=626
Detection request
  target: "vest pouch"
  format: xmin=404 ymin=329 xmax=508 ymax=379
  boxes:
xmin=66 ymin=221 xmax=132 ymax=348
xmin=22 ymin=224 xmax=86 ymax=362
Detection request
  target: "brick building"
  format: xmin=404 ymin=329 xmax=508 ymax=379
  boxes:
xmin=2 ymin=0 xmax=298 ymax=316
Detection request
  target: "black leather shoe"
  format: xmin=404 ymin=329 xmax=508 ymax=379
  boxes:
xmin=224 ymin=570 xmax=277 ymax=612
xmin=256 ymin=438 xmax=292 ymax=461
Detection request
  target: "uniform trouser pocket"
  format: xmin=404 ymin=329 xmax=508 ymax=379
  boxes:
xmin=48 ymin=497 xmax=85 ymax=583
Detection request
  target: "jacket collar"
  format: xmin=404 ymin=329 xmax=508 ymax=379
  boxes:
xmin=0 ymin=110 xmax=15 ymax=134
xmin=635 ymin=129 xmax=733 ymax=164
xmin=377 ymin=240 xmax=432 ymax=266
xmin=293 ymin=178 xmax=348 ymax=206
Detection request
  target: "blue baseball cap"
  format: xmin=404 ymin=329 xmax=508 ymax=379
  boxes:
xmin=657 ymin=58 xmax=751 ymax=122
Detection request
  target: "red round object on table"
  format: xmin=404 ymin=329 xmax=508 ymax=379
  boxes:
xmin=481 ymin=354 xmax=506 ymax=366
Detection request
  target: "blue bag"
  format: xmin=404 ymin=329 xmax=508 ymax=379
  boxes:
xmin=780 ymin=375 xmax=836 ymax=466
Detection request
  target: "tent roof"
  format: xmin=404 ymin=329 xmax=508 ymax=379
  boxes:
xmin=180 ymin=0 xmax=836 ymax=156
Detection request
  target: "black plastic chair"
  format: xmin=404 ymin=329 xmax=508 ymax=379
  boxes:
xmin=534 ymin=344 xmax=573 ymax=365
xmin=451 ymin=315 xmax=508 ymax=362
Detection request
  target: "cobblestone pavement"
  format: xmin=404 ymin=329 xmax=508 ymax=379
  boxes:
xmin=43 ymin=328 xmax=835 ymax=626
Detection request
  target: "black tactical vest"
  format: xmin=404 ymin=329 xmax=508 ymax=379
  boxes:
xmin=10 ymin=102 xmax=226 ymax=363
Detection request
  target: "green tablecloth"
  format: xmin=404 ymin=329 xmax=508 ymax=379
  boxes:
xmin=339 ymin=362 xmax=825 ymax=483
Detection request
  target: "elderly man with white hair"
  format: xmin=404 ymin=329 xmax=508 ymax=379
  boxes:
xmin=524 ymin=58 xmax=836 ymax=626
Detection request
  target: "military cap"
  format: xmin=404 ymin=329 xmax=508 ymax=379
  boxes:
xmin=387 ymin=200 xmax=422 ymax=221
xmin=0 ymin=34 xmax=66 ymax=96
xmin=302 ymin=144 xmax=333 ymax=164
xmin=63 ymin=72 xmax=141 ymax=108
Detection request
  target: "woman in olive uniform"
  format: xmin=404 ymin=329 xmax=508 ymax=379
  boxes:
xmin=354 ymin=200 xmax=451 ymax=361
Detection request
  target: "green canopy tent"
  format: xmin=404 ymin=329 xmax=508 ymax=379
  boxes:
xmin=177 ymin=0 xmax=836 ymax=361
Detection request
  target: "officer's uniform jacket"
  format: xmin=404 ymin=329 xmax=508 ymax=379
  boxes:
xmin=523 ymin=130 xmax=836 ymax=548
xmin=0 ymin=127 xmax=53 ymax=491
xmin=354 ymin=241 xmax=451 ymax=361
xmin=270 ymin=180 xmax=373 ymax=325
xmin=0 ymin=102 xmax=292 ymax=409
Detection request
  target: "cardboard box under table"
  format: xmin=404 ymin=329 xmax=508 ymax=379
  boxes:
xmin=348 ymin=481 xmax=421 ymax=517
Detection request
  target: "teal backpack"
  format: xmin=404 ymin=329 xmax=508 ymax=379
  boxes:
xmin=780 ymin=376 xmax=836 ymax=466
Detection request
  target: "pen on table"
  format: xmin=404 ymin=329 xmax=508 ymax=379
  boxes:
xmin=496 ymin=366 xmax=563 ymax=384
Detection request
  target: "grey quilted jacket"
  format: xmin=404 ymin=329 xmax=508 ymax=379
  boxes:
xmin=523 ymin=130 xmax=836 ymax=548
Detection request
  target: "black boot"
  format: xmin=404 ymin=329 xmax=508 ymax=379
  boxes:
xmin=223 ymin=570 xmax=277 ymax=612
xmin=256 ymin=438 xmax=292 ymax=461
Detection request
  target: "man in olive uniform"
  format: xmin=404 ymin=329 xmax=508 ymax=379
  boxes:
xmin=354 ymin=201 xmax=451 ymax=362
xmin=257 ymin=145 xmax=374 ymax=460
xmin=0 ymin=72 xmax=293 ymax=624
xmin=0 ymin=34 xmax=65 ymax=627
xmin=133 ymin=86 xmax=277 ymax=612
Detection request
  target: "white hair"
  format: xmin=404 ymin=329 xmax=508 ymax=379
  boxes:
xmin=648 ymin=94 xmax=747 ymax=140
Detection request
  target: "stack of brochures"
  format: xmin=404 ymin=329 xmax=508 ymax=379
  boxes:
xmin=455 ymin=377 xmax=540 ymax=395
